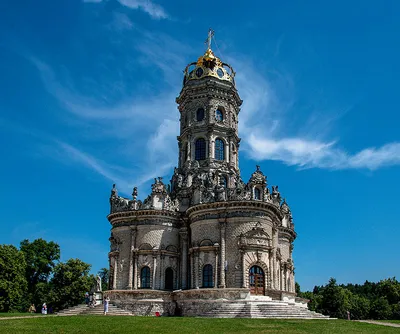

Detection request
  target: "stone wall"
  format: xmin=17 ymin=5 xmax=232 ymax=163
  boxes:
xmin=105 ymin=290 xmax=175 ymax=316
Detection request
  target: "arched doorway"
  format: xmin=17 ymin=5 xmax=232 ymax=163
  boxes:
xmin=249 ymin=265 xmax=265 ymax=295
xmin=165 ymin=268 xmax=173 ymax=290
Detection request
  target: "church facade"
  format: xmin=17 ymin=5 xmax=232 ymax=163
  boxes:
xmin=106 ymin=36 xmax=300 ymax=316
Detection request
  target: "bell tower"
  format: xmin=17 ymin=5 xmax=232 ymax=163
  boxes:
xmin=174 ymin=31 xmax=242 ymax=202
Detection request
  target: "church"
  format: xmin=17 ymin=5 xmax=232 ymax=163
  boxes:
xmin=105 ymin=32 xmax=320 ymax=318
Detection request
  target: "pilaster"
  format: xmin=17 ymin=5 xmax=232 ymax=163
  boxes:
xmin=219 ymin=221 xmax=226 ymax=288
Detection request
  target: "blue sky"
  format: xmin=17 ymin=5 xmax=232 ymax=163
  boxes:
xmin=1 ymin=0 xmax=399 ymax=291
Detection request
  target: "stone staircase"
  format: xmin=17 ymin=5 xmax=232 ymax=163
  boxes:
xmin=56 ymin=304 xmax=133 ymax=316
xmin=200 ymin=301 xmax=330 ymax=319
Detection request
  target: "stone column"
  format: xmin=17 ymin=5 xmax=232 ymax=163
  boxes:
xmin=272 ymin=227 xmax=277 ymax=289
xmin=157 ymin=253 xmax=161 ymax=290
xmin=214 ymin=248 xmax=219 ymax=288
xmin=190 ymin=249 xmax=194 ymax=289
xmin=113 ymin=256 xmax=117 ymax=290
xmin=187 ymin=141 xmax=191 ymax=162
xmin=228 ymin=137 xmax=232 ymax=164
xmin=133 ymin=252 xmax=138 ymax=289
xmin=194 ymin=248 xmax=199 ymax=288
xmin=225 ymin=141 xmax=229 ymax=162
xmin=219 ymin=222 xmax=226 ymax=288
xmin=180 ymin=229 xmax=188 ymax=289
xmin=128 ymin=228 xmax=136 ymax=290
xmin=210 ymin=138 xmax=215 ymax=159
xmin=152 ymin=254 xmax=157 ymax=290
xmin=240 ymin=249 xmax=246 ymax=288
xmin=268 ymin=250 xmax=273 ymax=290
xmin=160 ymin=254 xmax=165 ymax=290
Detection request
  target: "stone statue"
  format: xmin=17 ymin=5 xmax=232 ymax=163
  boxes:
xmin=111 ymin=184 xmax=118 ymax=198
xmin=96 ymin=274 xmax=102 ymax=292
xmin=177 ymin=174 xmax=183 ymax=188
xmin=132 ymin=187 xmax=138 ymax=200
xmin=205 ymin=171 xmax=215 ymax=188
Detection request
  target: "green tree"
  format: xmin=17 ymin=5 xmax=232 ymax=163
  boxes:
xmin=0 ymin=245 xmax=27 ymax=312
xmin=50 ymin=258 xmax=94 ymax=310
xmin=98 ymin=268 xmax=109 ymax=291
xmin=295 ymin=282 xmax=301 ymax=294
xmin=20 ymin=239 xmax=60 ymax=289
xmin=376 ymin=278 xmax=400 ymax=305
xmin=318 ymin=278 xmax=351 ymax=318
xmin=370 ymin=297 xmax=392 ymax=319
xmin=348 ymin=294 xmax=370 ymax=320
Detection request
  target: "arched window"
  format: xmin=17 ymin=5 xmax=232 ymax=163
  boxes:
xmin=196 ymin=108 xmax=205 ymax=121
xmin=141 ymin=266 xmax=150 ymax=289
xmin=215 ymin=138 xmax=224 ymax=161
xmin=195 ymin=138 xmax=206 ymax=160
xmin=215 ymin=109 xmax=223 ymax=122
xmin=254 ymin=188 xmax=261 ymax=200
xmin=202 ymin=264 xmax=213 ymax=288
xmin=165 ymin=268 xmax=173 ymax=290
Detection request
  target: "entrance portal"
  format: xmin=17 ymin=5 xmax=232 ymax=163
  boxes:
xmin=249 ymin=265 xmax=265 ymax=295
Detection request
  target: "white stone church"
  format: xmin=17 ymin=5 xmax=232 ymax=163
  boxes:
xmin=105 ymin=34 xmax=325 ymax=318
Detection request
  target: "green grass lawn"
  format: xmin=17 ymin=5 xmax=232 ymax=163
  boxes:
xmin=0 ymin=316 xmax=399 ymax=334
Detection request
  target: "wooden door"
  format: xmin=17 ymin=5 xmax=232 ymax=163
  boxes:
xmin=249 ymin=266 xmax=265 ymax=295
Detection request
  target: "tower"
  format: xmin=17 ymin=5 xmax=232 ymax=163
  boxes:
xmin=172 ymin=31 xmax=243 ymax=209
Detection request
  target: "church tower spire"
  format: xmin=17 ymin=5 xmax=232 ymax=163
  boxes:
xmin=172 ymin=31 xmax=243 ymax=208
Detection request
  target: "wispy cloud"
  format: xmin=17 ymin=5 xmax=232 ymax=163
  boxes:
xmin=83 ymin=0 xmax=169 ymax=20
xmin=25 ymin=31 xmax=188 ymax=196
xmin=232 ymin=55 xmax=400 ymax=171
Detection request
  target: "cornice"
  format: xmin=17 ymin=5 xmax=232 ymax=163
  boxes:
xmin=187 ymin=200 xmax=284 ymax=220
xmin=108 ymin=209 xmax=180 ymax=225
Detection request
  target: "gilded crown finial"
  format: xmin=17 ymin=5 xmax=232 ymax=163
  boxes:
xmin=205 ymin=28 xmax=214 ymax=50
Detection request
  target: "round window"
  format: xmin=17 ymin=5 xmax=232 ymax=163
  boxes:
xmin=195 ymin=67 xmax=204 ymax=78
xmin=217 ymin=68 xmax=224 ymax=78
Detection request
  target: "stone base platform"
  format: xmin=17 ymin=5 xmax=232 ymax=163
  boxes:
xmin=104 ymin=289 xmax=327 ymax=319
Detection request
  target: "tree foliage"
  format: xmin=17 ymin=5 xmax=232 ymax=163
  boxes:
xmin=299 ymin=277 xmax=400 ymax=320
xmin=0 ymin=239 xmax=102 ymax=313
xmin=50 ymin=258 xmax=94 ymax=310
xmin=0 ymin=245 xmax=27 ymax=312
xmin=20 ymin=238 xmax=60 ymax=288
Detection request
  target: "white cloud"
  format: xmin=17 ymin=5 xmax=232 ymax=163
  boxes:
xmin=118 ymin=0 xmax=168 ymax=19
xmin=247 ymin=134 xmax=400 ymax=171
xmin=84 ymin=0 xmax=168 ymax=19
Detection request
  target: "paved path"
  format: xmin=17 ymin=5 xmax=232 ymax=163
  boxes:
xmin=0 ymin=315 xmax=56 ymax=320
xmin=356 ymin=320 xmax=400 ymax=328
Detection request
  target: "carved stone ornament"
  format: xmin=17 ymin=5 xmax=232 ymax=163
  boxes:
xmin=151 ymin=177 xmax=167 ymax=194
xmin=280 ymin=198 xmax=291 ymax=215
xmin=248 ymin=165 xmax=267 ymax=186
xmin=239 ymin=225 xmax=271 ymax=249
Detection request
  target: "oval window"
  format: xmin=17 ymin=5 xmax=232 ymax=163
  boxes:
xmin=217 ymin=68 xmax=224 ymax=78
xmin=196 ymin=67 xmax=204 ymax=78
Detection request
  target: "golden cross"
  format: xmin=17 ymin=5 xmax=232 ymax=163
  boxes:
xmin=205 ymin=28 xmax=214 ymax=50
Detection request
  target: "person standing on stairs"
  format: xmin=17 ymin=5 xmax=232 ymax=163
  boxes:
xmin=104 ymin=296 xmax=110 ymax=315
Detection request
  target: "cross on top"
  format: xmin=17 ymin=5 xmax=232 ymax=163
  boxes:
xmin=205 ymin=28 xmax=214 ymax=50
